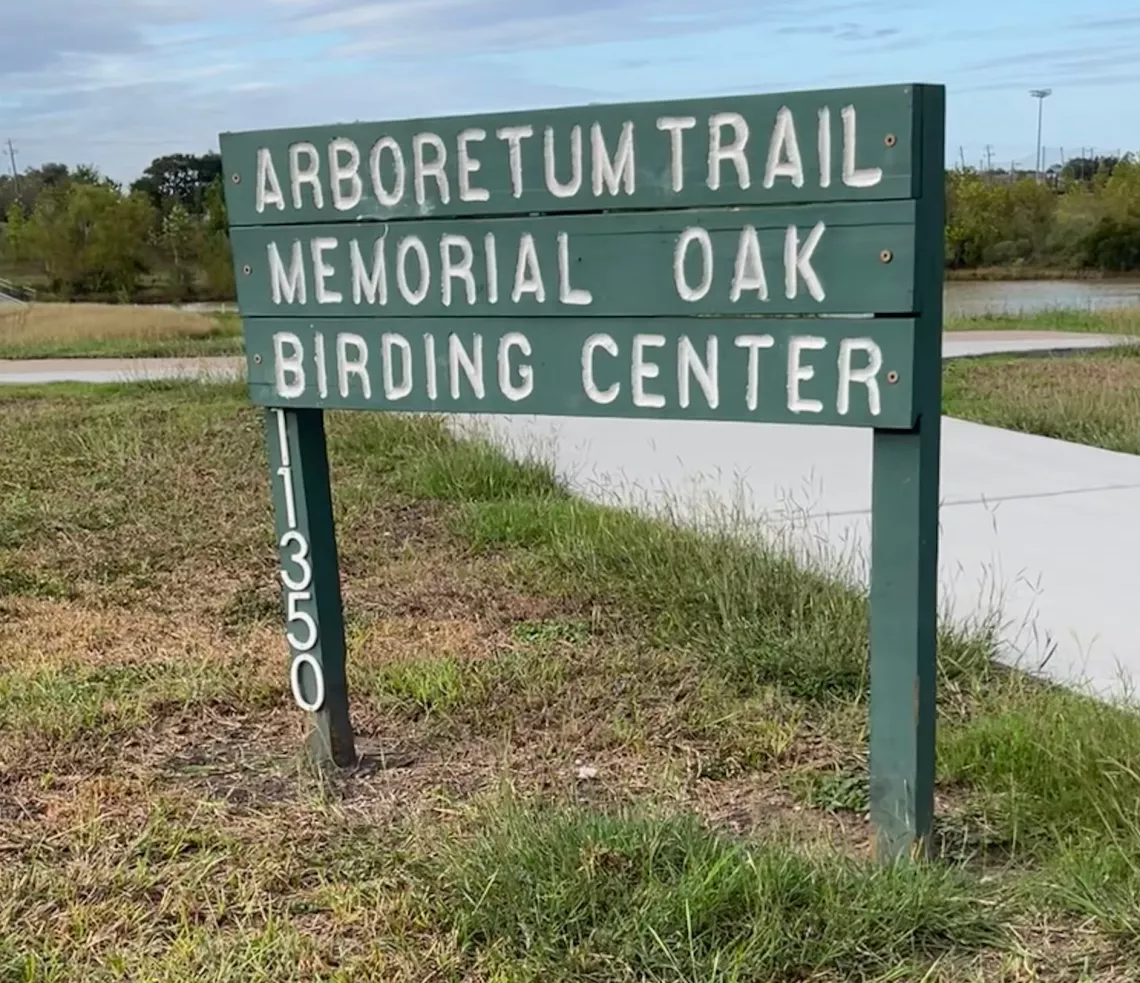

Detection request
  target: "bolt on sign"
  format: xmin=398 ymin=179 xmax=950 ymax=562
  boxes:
xmin=220 ymin=82 xmax=946 ymax=860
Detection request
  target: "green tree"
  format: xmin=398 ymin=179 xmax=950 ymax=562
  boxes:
xmin=946 ymin=170 xmax=1002 ymax=267
xmin=159 ymin=202 xmax=196 ymax=299
xmin=12 ymin=182 xmax=157 ymax=299
xmin=196 ymin=175 xmax=235 ymax=299
xmin=131 ymin=152 xmax=222 ymax=215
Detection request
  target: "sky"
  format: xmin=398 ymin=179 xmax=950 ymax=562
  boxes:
xmin=1 ymin=0 xmax=1138 ymax=184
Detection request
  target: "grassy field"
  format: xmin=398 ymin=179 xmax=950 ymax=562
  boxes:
xmin=944 ymin=344 xmax=1140 ymax=455
xmin=944 ymin=307 xmax=1140 ymax=335
xmin=0 ymin=303 xmax=242 ymax=359
xmin=1 ymin=381 xmax=1138 ymax=980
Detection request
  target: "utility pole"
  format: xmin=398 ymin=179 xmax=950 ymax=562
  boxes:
xmin=984 ymin=144 xmax=993 ymax=174
xmin=958 ymin=145 xmax=966 ymax=170
xmin=1029 ymin=88 xmax=1051 ymax=182
xmin=5 ymin=139 xmax=18 ymax=193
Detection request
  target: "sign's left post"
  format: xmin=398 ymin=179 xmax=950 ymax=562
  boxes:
xmin=265 ymin=406 xmax=357 ymax=767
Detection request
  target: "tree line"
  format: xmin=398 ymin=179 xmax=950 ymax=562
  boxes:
xmin=1 ymin=150 xmax=1138 ymax=304
xmin=947 ymin=155 xmax=1140 ymax=272
xmin=0 ymin=154 xmax=233 ymax=302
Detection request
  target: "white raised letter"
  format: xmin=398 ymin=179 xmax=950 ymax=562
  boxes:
xmin=842 ymin=106 xmax=882 ymax=188
xmin=730 ymin=226 xmax=768 ymax=302
xmin=582 ymin=334 xmax=619 ymax=404
xmin=424 ymin=334 xmax=438 ymax=400
xmin=397 ymin=235 xmax=430 ymax=305
xmin=337 ymin=333 xmax=371 ymax=398
xmin=558 ymin=232 xmax=592 ymax=305
xmin=329 ymin=137 xmax=363 ymax=210
xmin=315 ymin=332 xmax=328 ymax=398
xmin=734 ymin=334 xmax=776 ymax=411
xmin=674 ymin=227 xmax=713 ymax=302
xmin=632 ymin=334 xmax=666 ymax=409
xmin=837 ymin=338 xmax=883 ymax=416
xmin=657 ymin=116 xmax=696 ymax=192
xmin=784 ymin=222 xmax=826 ymax=302
xmin=256 ymin=148 xmax=285 ymax=212
xmin=413 ymin=132 xmax=449 ymax=205
xmin=449 ymin=334 xmax=485 ymax=400
xmin=268 ymin=241 xmax=306 ymax=305
xmin=788 ymin=336 xmax=826 ymax=413
xmin=499 ymin=332 xmax=534 ymax=401
xmin=350 ymin=238 xmax=387 ymax=305
xmin=382 ymin=333 xmax=413 ymax=399
xmin=289 ymin=142 xmax=323 ymax=209
xmin=273 ymin=332 xmax=305 ymax=398
xmin=818 ymin=107 xmax=832 ymax=189
xmin=591 ymin=121 xmax=636 ymax=197
xmin=497 ymin=124 xmax=533 ymax=198
xmin=678 ymin=335 xmax=719 ymax=409
xmin=544 ymin=126 xmax=583 ymax=198
xmin=764 ymin=106 xmax=804 ymax=188
xmin=707 ymin=112 xmax=750 ymax=191
xmin=311 ymin=237 xmax=342 ymax=304
xmin=440 ymin=234 xmax=476 ymax=306
xmin=511 ymin=233 xmax=546 ymax=303
xmin=369 ymin=137 xmax=406 ymax=207
xmin=457 ymin=128 xmax=489 ymax=202
xmin=484 ymin=233 xmax=499 ymax=304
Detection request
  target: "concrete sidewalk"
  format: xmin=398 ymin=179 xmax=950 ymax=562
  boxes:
xmin=0 ymin=355 xmax=244 ymax=385
xmin=2 ymin=331 xmax=1136 ymax=700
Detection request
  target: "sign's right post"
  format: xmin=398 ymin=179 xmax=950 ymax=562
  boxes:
xmin=868 ymin=84 xmax=946 ymax=860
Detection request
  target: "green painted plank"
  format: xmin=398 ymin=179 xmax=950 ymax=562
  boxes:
xmin=868 ymin=82 xmax=945 ymax=861
xmin=242 ymin=317 xmax=918 ymax=429
xmin=264 ymin=407 xmax=356 ymax=766
xmin=220 ymin=84 xmax=916 ymax=226
xmin=231 ymin=200 xmax=917 ymax=318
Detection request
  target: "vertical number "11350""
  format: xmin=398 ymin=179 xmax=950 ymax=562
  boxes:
xmin=275 ymin=409 xmax=327 ymax=714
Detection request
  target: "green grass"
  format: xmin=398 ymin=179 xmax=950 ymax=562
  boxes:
xmin=0 ymin=331 xmax=244 ymax=359
xmin=434 ymin=802 xmax=1003 ymax=981
xmin=945 ymin=307 xmax=1140 ymax=335
xmin=0 ymin=381 xmax=1138 ymax=980
xmin=943 ymin=344 xmax=1140 ymax=454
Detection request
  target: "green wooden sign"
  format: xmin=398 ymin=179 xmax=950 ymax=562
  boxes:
xmin=243 ymin=318 xmax=917 ymax=428
xmin=220 ymin=85 xmax=917 ymax=226
xmin=221 ymin=81 xmax=946 ymax=862
xmin=230 ymin=202 xmax=917 ymax=318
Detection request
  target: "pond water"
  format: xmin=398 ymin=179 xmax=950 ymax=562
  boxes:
xmin=945 ymin=278 xmax=1140 ymax=317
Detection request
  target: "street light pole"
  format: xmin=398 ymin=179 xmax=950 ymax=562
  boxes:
xmin=1030 ymin=88 xmax=1052 ymax=182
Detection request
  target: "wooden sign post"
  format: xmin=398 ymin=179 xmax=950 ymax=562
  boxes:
xmin=221 ymin=82 xmax=946 ymax=859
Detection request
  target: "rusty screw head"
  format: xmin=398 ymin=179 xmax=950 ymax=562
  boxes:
xmin=884 ymin=133 xmax=897 ymax=148
xmin=887 ymin=371 xmax=899 ymax=384
xmin=879 ymin=249 xmax=893 ymax=264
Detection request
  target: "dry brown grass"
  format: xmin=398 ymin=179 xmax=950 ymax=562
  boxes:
xmin=0 ymin=302 xmax=240 ymax=358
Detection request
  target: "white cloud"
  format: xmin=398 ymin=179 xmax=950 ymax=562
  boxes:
xmin=4 ymin=0 xmax=1138 ymax=181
